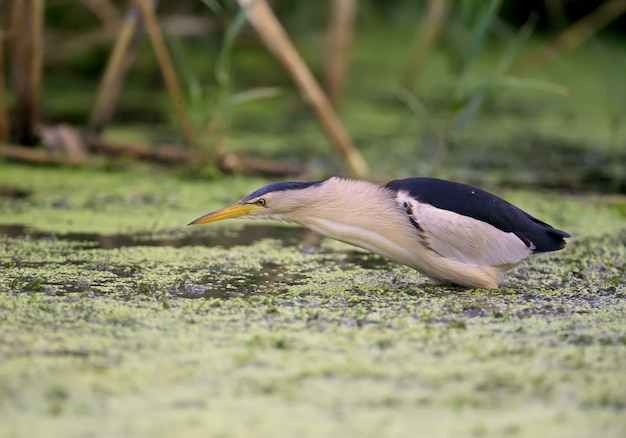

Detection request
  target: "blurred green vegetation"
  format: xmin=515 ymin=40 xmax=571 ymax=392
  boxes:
xmin=1 ymin=3 xmax=626 ymax=437
xmin=0 ymin=161 xmax=625 ymax=438
xmin=2 ymin=0 xmax=625 ymax=187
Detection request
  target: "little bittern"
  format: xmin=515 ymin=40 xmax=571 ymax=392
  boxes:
xmin=189 ymin=177 xmax=570 ymax=288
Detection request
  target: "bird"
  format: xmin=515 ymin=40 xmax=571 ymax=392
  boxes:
xmin=188 ymin=177 xmax=570 ymax=289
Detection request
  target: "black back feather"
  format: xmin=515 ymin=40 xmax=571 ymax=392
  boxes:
xmin=385 ymin=178 xmax=570 ymax=253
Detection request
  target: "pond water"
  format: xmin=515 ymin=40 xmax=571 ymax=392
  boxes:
xmin=0 ymin=224 xmax=392 ymax=298
xmin=0 ymin=224 xmax=304 ymax=250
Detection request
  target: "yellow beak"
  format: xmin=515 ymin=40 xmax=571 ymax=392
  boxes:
xmin=187 ymin=203 xmax=260 ymax=226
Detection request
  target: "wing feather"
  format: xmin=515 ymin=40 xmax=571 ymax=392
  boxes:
xmin=404 ymin=196 xmax=532 ymax=266
xmin=386 ymin=178 xmax=570 ymax=254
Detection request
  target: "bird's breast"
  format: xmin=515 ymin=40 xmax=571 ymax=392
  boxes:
xmin=300 ymin=215 xmax=427 ymax=267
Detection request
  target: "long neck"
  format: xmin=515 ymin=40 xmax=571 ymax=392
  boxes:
xmin=291 ymin=179 xmax=420 ymax=265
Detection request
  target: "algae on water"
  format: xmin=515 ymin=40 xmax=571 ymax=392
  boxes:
xmin=0 ymin=163 xmax=625 ymax=438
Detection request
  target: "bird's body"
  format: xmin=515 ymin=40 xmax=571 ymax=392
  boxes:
xmin=189 ymin=177 xmax=570 ymax=288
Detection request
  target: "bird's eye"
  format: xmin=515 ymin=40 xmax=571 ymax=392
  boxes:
xmin=255 ymin=198 xmax=267 ymax=207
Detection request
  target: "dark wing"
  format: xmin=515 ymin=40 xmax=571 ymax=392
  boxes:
xmin=385 ymin=178 xmax=570 ymax=253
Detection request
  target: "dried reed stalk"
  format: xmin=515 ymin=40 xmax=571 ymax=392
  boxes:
xmin=84 ymin=0 xmax=121 ymax=26
xmin=236 ymin=0 xmax=369 ymax=178
xmin=0 ymin=27 xmax=9 ymax=143
xmin=0 ymin=142 xmax=72 ymax=164
xmin=324 ymin=0 xmax=357 ymax=109
xmin=10 ymin=0 xmax=45 ymax=146
xmin=400 ymin=0 xmax=450 ymax=88
xmin=136 ymin=0 xmax=201 ymax=155
xmin=1 ymin=137 xmax=303 ymax=177
xmin=88 ymin=7 xmax=143 ymax=135
xmin=513 ymin=0 xmax=626 ymax=74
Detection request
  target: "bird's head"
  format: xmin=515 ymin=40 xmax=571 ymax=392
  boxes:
xmin=188 ymin=180 xmax=327 ymax=226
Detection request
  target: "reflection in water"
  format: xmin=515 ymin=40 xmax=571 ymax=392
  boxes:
xmin=0 ymin=224 xmax=304 ymax=249
xmin=1 ymin=224 xmax=392 ymax=298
